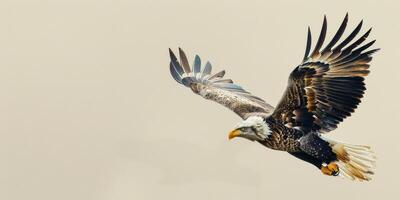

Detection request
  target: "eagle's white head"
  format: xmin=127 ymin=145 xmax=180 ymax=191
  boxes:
xmin=228 ymin=116 xmax=271 ymax=141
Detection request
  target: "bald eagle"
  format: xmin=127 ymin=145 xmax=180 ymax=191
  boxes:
xmin=168 ymin=14 xmax=378 ymax=181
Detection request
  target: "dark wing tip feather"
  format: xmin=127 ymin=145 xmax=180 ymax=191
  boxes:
xmin=169 ymin=48 xmax=184 ymax=75
xmin=321 ymin=13 xmax=348 ymax=54
xmin=365 ymin=48 xmax=380 ymax=56
xmin=178 ymin=48 xmax=192 ymax=73
xmin=169 ymin=48 xmax=177 ymax=61
xmin=303 ymin=26 xmax=312 ymax=62
xmin=333 ymin=20 xmax=363 ymax=52
xmin=342 ymin=28 xmax=372 ymax=53
xmin=170 ymin=62 xmax=183 ymax=84
xmin=355 ymin=39 xmax=376 ymax=53
xmin=169 ymin=49 xmax=184 ymax=84
xmin=310 ymin=16 xmax=327 ymax=59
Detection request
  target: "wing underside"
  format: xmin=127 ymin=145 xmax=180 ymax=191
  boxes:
xmin=169 ymin=48 xmax=274 ymax=119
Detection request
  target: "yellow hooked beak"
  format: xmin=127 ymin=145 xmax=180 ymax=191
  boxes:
xmin=228 ymin=129 xmax=241 ymax=140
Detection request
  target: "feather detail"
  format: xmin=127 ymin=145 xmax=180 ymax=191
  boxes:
xmin=324 ymin=138 xmax=376 ymax=181
xmin=321 ymin=13 xmax=348 ymax=55
xmin=303 ymin=27 xmax=312 ymax=62
xmin=193 ymin=55 xmax=201 ymax=76
xmin=168 ymin=48 xmax=274 ymax=119
xmin=272 ymin=14 xmax=379 ymax=133
xmin=310 ymin=16 xmax=327 ymax=60
xmin=178 ymin=47 xmax=191 ymax=74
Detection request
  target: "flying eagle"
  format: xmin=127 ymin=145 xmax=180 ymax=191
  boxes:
xmin=168 ymin=14 xmax=378 ymax=181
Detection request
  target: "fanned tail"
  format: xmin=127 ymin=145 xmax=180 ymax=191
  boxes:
xmin=329 ymin=140 xmax=376 ymax=181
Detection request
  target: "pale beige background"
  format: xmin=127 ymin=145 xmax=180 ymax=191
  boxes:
xmin=0 ymin=0 xmax=399 ymax=200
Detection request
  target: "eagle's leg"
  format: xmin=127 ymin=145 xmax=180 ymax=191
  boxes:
xmin=297 ymin=133 xmax=339 ymax=176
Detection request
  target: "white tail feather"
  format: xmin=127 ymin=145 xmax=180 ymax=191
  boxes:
xmin=328 ymin=140 xmax=376 ymax=181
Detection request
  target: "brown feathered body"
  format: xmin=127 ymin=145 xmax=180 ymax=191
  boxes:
xmin=168 ymin=14 xmax=378 ymax=181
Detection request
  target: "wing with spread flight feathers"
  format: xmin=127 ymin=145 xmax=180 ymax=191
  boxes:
xmin=271 ymin=14 xmax=379 ymax=133
xmin=169 ymin=48 xmax=274 ymax=119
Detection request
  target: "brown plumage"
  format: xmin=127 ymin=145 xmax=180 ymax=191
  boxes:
xmin=273 ymin=14 xmax=378 ymax=134
xmin=169 ymin=14 xmax=378 ymax=181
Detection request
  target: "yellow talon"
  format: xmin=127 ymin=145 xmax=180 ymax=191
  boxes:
xmin=321 ymin=162 xmax=339 ymax=176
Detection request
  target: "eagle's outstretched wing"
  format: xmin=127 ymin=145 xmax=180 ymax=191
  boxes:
xmin=271 ymin=14 xmax=379 ymax=133
xmin=169 ymin=48 xmax=274 ymax=119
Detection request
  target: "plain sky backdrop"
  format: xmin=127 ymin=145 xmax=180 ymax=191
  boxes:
xmin=1 ymin=0 xmax=399 ymax=200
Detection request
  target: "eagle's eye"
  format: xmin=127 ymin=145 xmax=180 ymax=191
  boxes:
xmin=240 ymin=127 xmax=252 ymax=132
